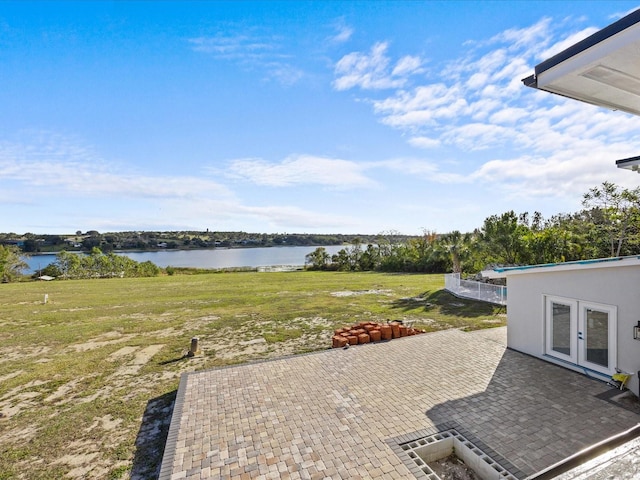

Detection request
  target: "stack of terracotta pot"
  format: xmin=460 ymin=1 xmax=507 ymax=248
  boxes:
xmin=331 ymin=321 xmax=423 ymax=348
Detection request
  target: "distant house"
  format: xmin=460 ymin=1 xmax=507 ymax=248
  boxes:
xmin=484 ymin=257 xmax=640 ymax=395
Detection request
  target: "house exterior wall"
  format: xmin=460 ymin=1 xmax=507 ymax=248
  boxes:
xmin=506 ymin=264 xmax=640 ymax=395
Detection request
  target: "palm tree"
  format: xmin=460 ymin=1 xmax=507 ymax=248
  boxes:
xmin=437 ymin=231 xmax=472 ymax=273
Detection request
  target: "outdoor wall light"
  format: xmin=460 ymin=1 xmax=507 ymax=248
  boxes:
xmin=634 ymin=321 xmax=640 ymax=340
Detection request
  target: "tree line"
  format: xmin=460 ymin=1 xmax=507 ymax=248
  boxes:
xmin=305 ymin=182 xmax=640 ymax=274
xmin=0 ymin=247 xmax=160 ymax=282
xmin=0 ymin=230 xmax=415 ymax=254
xmin=2 ymin=181 xmax=639 ymax=282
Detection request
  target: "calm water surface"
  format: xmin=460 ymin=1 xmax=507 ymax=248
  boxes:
xmin=24 ymin=246 xmax=346 ymax=273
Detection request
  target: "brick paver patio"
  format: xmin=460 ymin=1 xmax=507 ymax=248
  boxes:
xmin=159 ymin=327 xmax=639 ymax=479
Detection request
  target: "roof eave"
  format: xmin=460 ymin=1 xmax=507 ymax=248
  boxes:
xmin=535 ymin=9 xmax=640 ymax=77
xmin=616 ymin=155 xmax=640 ymax=172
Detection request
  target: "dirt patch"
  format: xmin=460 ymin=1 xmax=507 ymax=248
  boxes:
xmin=107 ymin=346 xmax=139 ymax=361
xmin=0 ymin=379 xmax=50 ymax=418
xmin=44 ymin=378 xmax=84 ymax=404
xmin=430 ymin=453 xmax=481 ymax=480
xmin=86 ymin=414 xmax=123 ymax=432
xmin=68 ymin=334 xmax=135 ymax=353
xmin=0 ymin=345 xmax=52 ymax=364
xmin=0 ymin=370 xmax=24 ymax=383
xmin=330 ymin=289 xmax=393 ymax=297
xmin=114 ymin=345 xmax=165 ymax=376
xmin=205 ymin=317 xmax=333 ymax=361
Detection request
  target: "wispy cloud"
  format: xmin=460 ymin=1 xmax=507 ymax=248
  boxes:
xmin=0 ymin=133 xmax=232 ymax=200
xmin=0 ymin=132 xmax=370 ymax=232
xmin=374 ymin=158 xmax=467 ymax=184
xmin=333 ymin=42 xmax=424 ymax=91
xmin=188 ymin=31 xmax=304 ymax=85
xmin=537 ymin=27 xmax=599 ymax=60
xmin=333 ymin=14 xmax=640 ymax=199
xmin=328 ymin=19 xmax=354 ymax=44
xmin=226 ymin=154 xmax=376 ymax=188
xmin=188 ymin=34 xmax=277 ymax=59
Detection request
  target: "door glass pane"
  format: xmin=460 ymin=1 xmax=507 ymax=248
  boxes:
xmin=552 ymin=303 xmax=571 ymax=355
xmin=586 ymin=309 xmax=609 ymax=368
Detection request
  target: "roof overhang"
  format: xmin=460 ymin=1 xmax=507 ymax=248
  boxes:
xmin=482 ymin=255 xmax=640 ymax=279
xmin=616 ymin=154 xmax=640 ymax=172
xmin=522 ymin=9 xmax=640 ymax=116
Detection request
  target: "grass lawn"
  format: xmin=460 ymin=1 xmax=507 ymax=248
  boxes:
xmin=0 ymin=271 xmax=505 ymax=479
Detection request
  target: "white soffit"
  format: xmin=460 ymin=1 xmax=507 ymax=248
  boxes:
xmin=532 ymin=11 xmax=640 ymax=116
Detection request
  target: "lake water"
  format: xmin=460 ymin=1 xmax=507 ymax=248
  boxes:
xmin=23 ymin=245 xmax=347 ymax=274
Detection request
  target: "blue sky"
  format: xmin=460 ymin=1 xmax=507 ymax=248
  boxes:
xmin=2 ymin=1 xmax=640 ymax=235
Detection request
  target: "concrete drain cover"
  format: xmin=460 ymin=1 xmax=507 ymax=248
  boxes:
xmin=392 ymin=428 xmax=518 ymax=480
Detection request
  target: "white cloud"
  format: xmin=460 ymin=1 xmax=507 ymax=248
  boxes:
xmin=538 ymin=27 xmax=599 ymax=60
xmin=488 ymin=107 xmax=529 ymax=125
xmin=333 ymin=42 xmax=423 ymax=91
xmin=408 ymin=136 xmax=441 ymax=149
xmin=469 ymin=144 xmax=639 ymax=199
xmin=392 ymin=55 xmax=424 ymax=77
xmin=332 ymin=12 xmax=640 ymax=204
xmin=226 ymin=154 xmax=376 ymax=188
xmin=188 ymin=34 xmax=276 ymax=59
xmin=233 ymin=203 xmax=357 ymax=229
xmin=328 ymin=20 xmax=354 ymax=44
xmin=373 ymin=84 xmax=468 ymax=129
xmin=188 ymin=32 xmax=303 ymax=86
xmin=375 ymin=158 xmax=467 ymax=183
xmin=0 ymin=132 xmax=374 ymax=233
xmin=0 ymin=134 xmax=232 ymax=200
xmin=490 ymin=17 xmax=552 ymax=51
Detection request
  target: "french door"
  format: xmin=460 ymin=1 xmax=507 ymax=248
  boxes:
xmin=545 ymin=296 xmax=617 ymax=376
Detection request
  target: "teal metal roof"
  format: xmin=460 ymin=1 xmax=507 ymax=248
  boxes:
xmin=492 ymin=256 xmax=638 ymax=274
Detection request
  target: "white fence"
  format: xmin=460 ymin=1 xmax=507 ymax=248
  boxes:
xmin=444 ymin=273 xmax=507 ymax=305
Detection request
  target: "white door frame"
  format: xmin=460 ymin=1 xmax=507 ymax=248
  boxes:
xmin=544 ymin=295 xmax=617 ymax=376
xmin=545 ymin=296 xmax=577 ymax=364
xmin=577 ymin=301 xmax=617 ymax=375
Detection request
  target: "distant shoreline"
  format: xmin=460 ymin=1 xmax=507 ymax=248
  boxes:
xmin=25 ymin=244 xmax=347 ymax=256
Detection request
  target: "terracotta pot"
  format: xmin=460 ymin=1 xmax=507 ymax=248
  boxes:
xmin=390 ymin=323 xmax=400 ymax=339
xmin=369 ymin=330 xmax=381 ymax=342
xmin=333 ymin=336 xmax=348 ymax=348
xmin=364 ymin=324 xmax=376 ymax=332
xmin=399 ymin=325 xmax=408 ymax=337
xmin=347 ymin=335 xmax=358 ymax=345
xmin=380 ymin=325 xmax=392 ymax=340
xmin=357 ymin=333 xmax=370 ymax=344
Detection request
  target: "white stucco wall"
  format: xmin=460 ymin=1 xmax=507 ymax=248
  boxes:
xmin=506 ymin=263 xmax=640 ymax=396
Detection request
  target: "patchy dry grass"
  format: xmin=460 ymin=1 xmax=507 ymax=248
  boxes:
xmin=0 ymin=271 xmax=504 ymax=479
